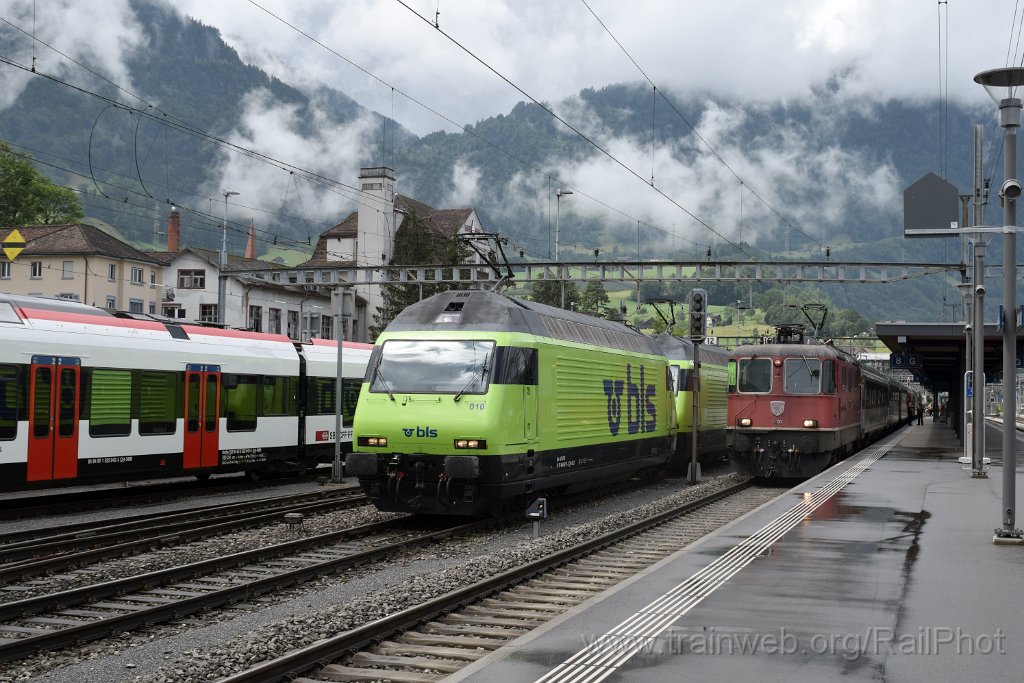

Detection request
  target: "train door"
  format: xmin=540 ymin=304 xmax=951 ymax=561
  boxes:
xmin=27 ymin=356 xmax=81 ymax=481
xmin=523 ymin=385 xmax=538 ymax=441
xmin=183 ymin=364 xmax=221 ymax=469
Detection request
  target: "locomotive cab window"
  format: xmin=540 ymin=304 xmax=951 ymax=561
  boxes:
xmin=785 ymin=358 xmax=822 ymax=395
xmin=737 ymin=358 xmax=772 ymax=393
xmin=371 ymin=339 xmax=495 ymax=395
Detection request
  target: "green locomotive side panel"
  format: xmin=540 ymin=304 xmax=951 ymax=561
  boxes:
xmin=672 ymin=359 xmax=729 ymax=433
xmin=353 ymin=329 xmax=674 ymax=459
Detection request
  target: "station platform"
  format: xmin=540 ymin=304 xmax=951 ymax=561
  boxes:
xmin=449 ymin=420 xmax=1024 ymax=682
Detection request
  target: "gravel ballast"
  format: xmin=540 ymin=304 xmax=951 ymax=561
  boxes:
xmin=0 ymin=470 xmax=762 ymax=683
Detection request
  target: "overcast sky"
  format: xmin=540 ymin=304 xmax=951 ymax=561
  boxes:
xmin=2 ymin=0 xmax=1022 ymax=254
xmin=2 ymin=0 xmax=1016 ymax=134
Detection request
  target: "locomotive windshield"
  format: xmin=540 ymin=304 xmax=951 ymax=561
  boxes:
xmin=370 ymin=339 xmax=495 ymax=395
xmin=737 ymin=358 xmax=772 ymax=392
xmin=784 ymin=358 xmax=822 ymax=394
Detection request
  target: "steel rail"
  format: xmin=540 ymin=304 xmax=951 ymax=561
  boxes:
xmin=0 ymin=494 xmax=366 ymax=583
xmin=0 ymin=490 xmax=365 ymax=564
xmin=218 ymin=480 xmax=753 ymax=683
xmin=0 ymin=517 xmax=494 ymax=661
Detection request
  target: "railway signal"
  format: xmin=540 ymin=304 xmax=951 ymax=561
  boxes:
xmin=688 ymin=288 xmax=707 ymax=341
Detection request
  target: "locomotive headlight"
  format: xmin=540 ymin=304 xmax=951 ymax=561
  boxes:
xmin=738 ymin=418 xmax=752 ymax=427
xmin=454 ymin=438 xmax=487 ymax=449
xmin=358 ymin=436 xmax=388 ymax=447
xmin=802 ymin=419 xmax=818 ymax=428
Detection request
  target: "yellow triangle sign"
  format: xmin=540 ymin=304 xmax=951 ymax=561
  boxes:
xmin=3 ymin=229 xmax=25 ymax=262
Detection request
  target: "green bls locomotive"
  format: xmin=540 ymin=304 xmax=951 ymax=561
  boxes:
xmin=346 ymin=290 xmax=676 ymax=515
xmin=653 ymin=334 xmax=731 ymax=471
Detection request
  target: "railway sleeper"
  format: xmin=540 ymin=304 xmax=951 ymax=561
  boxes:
xmin=399 ymin=631 xmax=510 ymax=649
xmin=419 ymin=621 xmax=527 ymax=638
xmin=350 ymin=651 xmax=465 ymax=673
xmin=372 ymin=641 xmax=487 ymax=661
xmin=460 ymin=605 xmax=559 ymax=620
xmin=477 ymin=598 xmax=568 ymax=613
xmin=304 ymin=664 xmax=444 ymax=682
xmin=441 ymin=613 xmax=545 ymax=628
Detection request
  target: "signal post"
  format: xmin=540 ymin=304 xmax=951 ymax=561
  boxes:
xmin=688 ymin=288 xmax=708 ymax=484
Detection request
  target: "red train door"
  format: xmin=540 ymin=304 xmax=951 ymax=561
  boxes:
xmin=27 ymin=356 xmax=81 ymax=481
xmin=183 ymin=364 xmax=221 ymax=470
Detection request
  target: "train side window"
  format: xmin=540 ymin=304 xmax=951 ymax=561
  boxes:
xmin=32 ymin=367 xmax=51 ymax=438
xmin=822 ymin=360 xmax=836 ymax=394
xmin=140 ymin=371 xmax=177 ymax=435
xmin=494 ymin=347 xmax=538 ymax=385
xmin=89 ymin=369 xmax=132 ymax=437
xmin=225 ymin=374 xmax=257 ymax=432
xmin=262 ymin=376 xmax=289 ymax=416
xmin=0 ymin=365 xmax=19 ymax=440
xmin=340 ymin=378 xmax=360 ymax=423
xmin=727 ymin=360 xmax=737 ymax=393
xmin=58 ymin=369 xmax=76 ymax=438
xmin=310 ymin=377 xmax=335 ymax=415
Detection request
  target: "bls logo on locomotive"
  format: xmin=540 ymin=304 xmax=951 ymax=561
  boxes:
xmin=402 ymin=426 xmax=438 ymax=438
xmin=602 ymin=364 xmax=657 ymax=436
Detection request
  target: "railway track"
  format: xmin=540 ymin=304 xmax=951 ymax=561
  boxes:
xmin=0 ymin=488 xmax=368 ymax=583
xmin=219 ymin=481 xmax=781 ymax=683
xmin=0 ymin=471 xmax=336 ymax=519
xmin=0 ymin=515 xmax=496 ymax=661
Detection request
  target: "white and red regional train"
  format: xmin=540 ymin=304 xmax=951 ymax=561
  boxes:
xmin=0 ymin=293 xmax=371 ymax=489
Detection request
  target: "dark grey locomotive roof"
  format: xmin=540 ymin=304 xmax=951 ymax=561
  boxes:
xmin=652 ymin=333 xmax=731 ymax=365
xmin=731 ymin=342 xmax=852 ymax=361
xmin=385 ymin=290 xmax=663 ymax=356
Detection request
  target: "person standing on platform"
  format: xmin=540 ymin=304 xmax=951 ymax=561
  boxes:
xmin=917 ymin=405 xmax=923 ymax=425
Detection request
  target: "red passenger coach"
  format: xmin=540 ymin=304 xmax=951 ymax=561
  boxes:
xmin=727 ymin=326 xmax=909 ymax=479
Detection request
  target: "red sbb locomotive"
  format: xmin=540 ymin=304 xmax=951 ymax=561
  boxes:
xmin=727 ymin=325 xmax=913 ymax=479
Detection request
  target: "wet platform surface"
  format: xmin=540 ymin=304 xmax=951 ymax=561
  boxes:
xmin=450 ymin=420 xmax=1024 ymax=682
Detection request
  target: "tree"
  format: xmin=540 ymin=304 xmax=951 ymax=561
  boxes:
xmin=529 ymin=278 xmax=581 ymax=310
xmin=370 ymin=210 xmax=470 ymax=338
xmin=0 ymin=141 xmax=84 ymax=225
xmin=579 ymin=280 xmax=610 ymax=316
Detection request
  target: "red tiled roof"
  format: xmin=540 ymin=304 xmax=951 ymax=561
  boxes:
xmin=1 ymin=224 xmax=162 ymax=264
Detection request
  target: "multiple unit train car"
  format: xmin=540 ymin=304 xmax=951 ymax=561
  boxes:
xmin=0 ymin=293 xmax=371 ymax=488
xmin=346 ymin=290 xmax=678 ymax=516
xmin=726 ymin=327 xmax=913 ymax=479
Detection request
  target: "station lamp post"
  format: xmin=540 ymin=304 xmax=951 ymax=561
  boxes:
xmin=555 ymin=188 xmax=573 ymax=308
xmin=218 ymin=190 xmax=239 ymax=326
xmin=975 ymin=67 xmax=1024 ymax=543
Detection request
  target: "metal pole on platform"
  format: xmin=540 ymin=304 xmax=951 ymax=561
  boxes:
xmin=971 ymin=124 xmax=988 ymax=478
xmin=972 ymin=241 xmax=987 ymax=477
xmin=332 ymin=286 xmax=349 ymax=484
xmin=975 ymin=67 xmax=1024 ymax=542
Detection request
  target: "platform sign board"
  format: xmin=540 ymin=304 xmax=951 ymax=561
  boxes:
xmin=903 ymin=172 xmax=958 ymax=237
xmin=890 ymin=353 xmax=922 ymax=369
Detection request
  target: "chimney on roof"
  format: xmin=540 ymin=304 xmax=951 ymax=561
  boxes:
xmin=245 ymin=219 xmax=256 ymax=259
xmin=168 ymin=208 xmax=180 ymax=252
